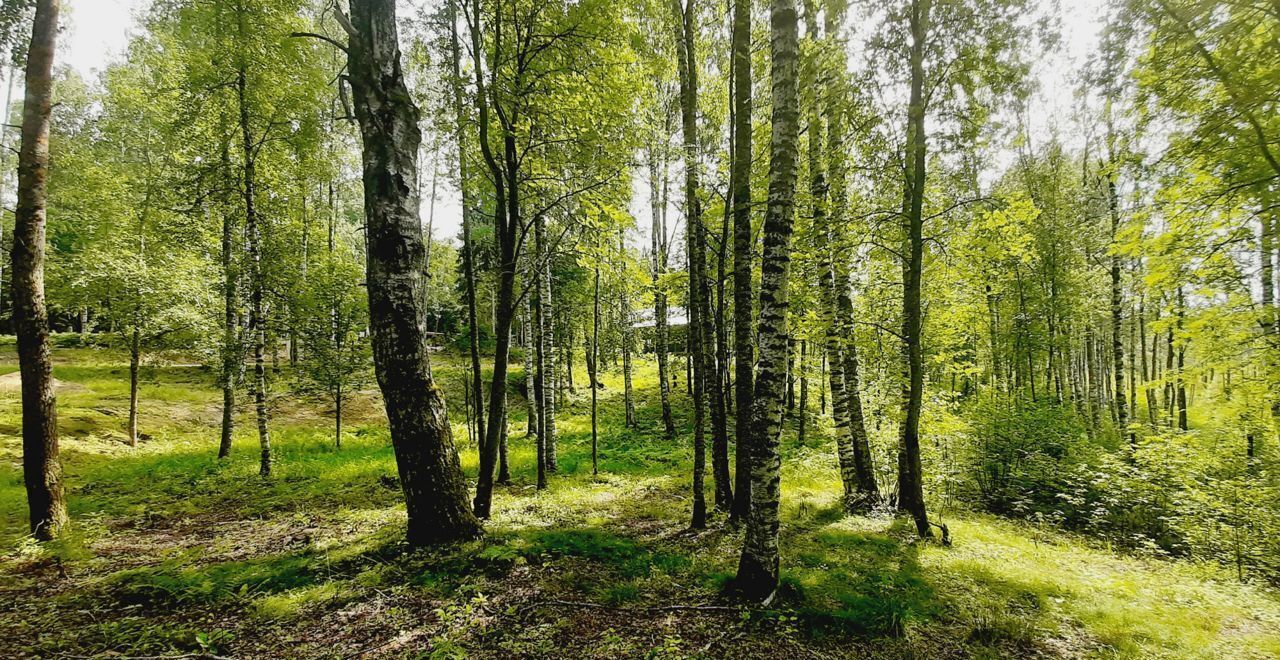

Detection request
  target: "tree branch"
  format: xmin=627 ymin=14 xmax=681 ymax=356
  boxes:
xmin=289 ymin=31 xmax=348 ymax=53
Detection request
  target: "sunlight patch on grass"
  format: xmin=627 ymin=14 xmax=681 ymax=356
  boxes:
xmin=922 ymin=516 xmax=1280 ymax=658
xmin=251 ymin=581 xmax=342 ymax=620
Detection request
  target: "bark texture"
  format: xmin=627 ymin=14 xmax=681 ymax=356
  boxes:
xmin=671 ymin=0 xmax=707 ymax=528
xmin=897 ymin=0 xmax=932 ymax=539
xmin=347 ymin=0 xmax=482 ymax=545
xmin=737 ymin=0 xmax=800 ymax=600
xmin=236 ymin=63 xmax=271 ymax=479
xmin=449 ymin=0 xmax=487 ymax=466
xmin=218 ymin=160 xmax=237 ymax=459
xmin=14 ymin=0 xmax=66 ymax=541
xmin=729 ymin=0 xmax=754 ymax=521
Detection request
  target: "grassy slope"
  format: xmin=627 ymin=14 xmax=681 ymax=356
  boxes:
xmin=0 ymin=343 xmax=1278 ymax=659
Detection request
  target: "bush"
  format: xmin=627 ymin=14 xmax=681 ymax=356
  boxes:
xmin=955 ymin=393 xmax=1280 ymax=583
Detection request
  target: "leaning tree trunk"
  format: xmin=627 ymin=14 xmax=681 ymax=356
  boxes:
xmin=708 ymin=168 xmax=731 ymax=510
xmin=729 ymin=0 xmax=754 ymax=521
xmin=14 ymin=0 xmax=65 ymax=541
xmin=672 ymin=0 xmax=708 ymax=529
xmin=802 ymin=8 xmax=861 ymax=510
xmin=822 ymin=44 xmax=880 ymax=504
xmin=459 ymin=0 xmax=518 ymax=521
xmin=737 ymin=0 xmax=800 ymax=601
xmin=896 ymin=0 xmax=932 ymax=540
xmin=837 ymin=289 xmax=878 ymax=500
xmin=346 ymin=0 xmax=481 ymax=545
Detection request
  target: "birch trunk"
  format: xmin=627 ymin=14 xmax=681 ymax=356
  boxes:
xmin=737 ymin=0 xmax=800 ymax=599
xmin=346 ymin=0 xmax=481 ymax=545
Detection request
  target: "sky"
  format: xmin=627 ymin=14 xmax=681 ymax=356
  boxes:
xmin=62 ymin=0 xmax=146 ymax=77
xmin=52 ymin=0 xmax=1106 ymax=246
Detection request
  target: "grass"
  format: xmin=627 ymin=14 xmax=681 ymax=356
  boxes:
xmin=1 ymin=340 xmax=1278 ymax=658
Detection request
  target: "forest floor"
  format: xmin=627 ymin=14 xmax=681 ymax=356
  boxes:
xmin=2 ymin=342 xmax=1280 ymax=659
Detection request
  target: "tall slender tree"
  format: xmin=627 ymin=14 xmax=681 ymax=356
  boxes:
xmin=671 ymin=0 xmax=709 ymax=527
xmin=737 ymin=0 xmax=800 ymax=600
xmin=897 ymin=0 xmax=932 ymax=539
xmin=14 ymin=0 xmax=66 ymax=541
xmin=448 ymin=0 xmax=487 ymax=459
xmin=728 ymin=0 xmax=754 ymax=522
xmin=648 ymin=140 xmax=677 ymax=439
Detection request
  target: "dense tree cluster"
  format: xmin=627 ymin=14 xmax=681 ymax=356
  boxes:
xmin=7 ymin=0 xmax=1280 ymax=600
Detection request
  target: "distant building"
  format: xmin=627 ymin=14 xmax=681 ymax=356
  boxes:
xmin=630 ymin=305 xmax=688 ymax=329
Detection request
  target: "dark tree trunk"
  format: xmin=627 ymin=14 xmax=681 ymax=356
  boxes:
xmin=1139 ymin=294 xmax=1156 ymax=426
xmin=461 ymin=0 xmax=518 ymax=519
xmin=710 ymin=224 xmax=732 ymax=511
xmin=449 ymin=0 xmax=487 ymax=461
xmin=1106 ymin=161 xmax=1128 ymax=444
xmin=14 ymin=0 xmax=66 ymax=541
xmin=819 ymin=352 xmax=826 ymax=414
xmin=128 ymin=327 xmax=140 ymax=447
xmin=1176 ymin=286 xmax=1188 ymax=431
xmin=737 ymin=0 xmax=799 ymax=600
xmin=346 ymin=0 xmax=481 ymax=545
xmin=497 ymin=394 xmax=510 ymax=484
xmin=592 ymin=262 xmax=600 ymax=475
xmin=472 ymin=147 xmax=516 ymax=514
xmin=671 ymin=0 xmax=707 ymax=528
xmin=1164 ymin=321 xmax=1174 ymax=426
xmin=896 ymin=0 xmax=931 ymax=540
xmin=1086 ymin=324 xmax=1101 ymax=432
xmin=715 ymin=63 xmax=734 ymax=508
xmin=335 ymin=387 xmax=343 ymax=449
